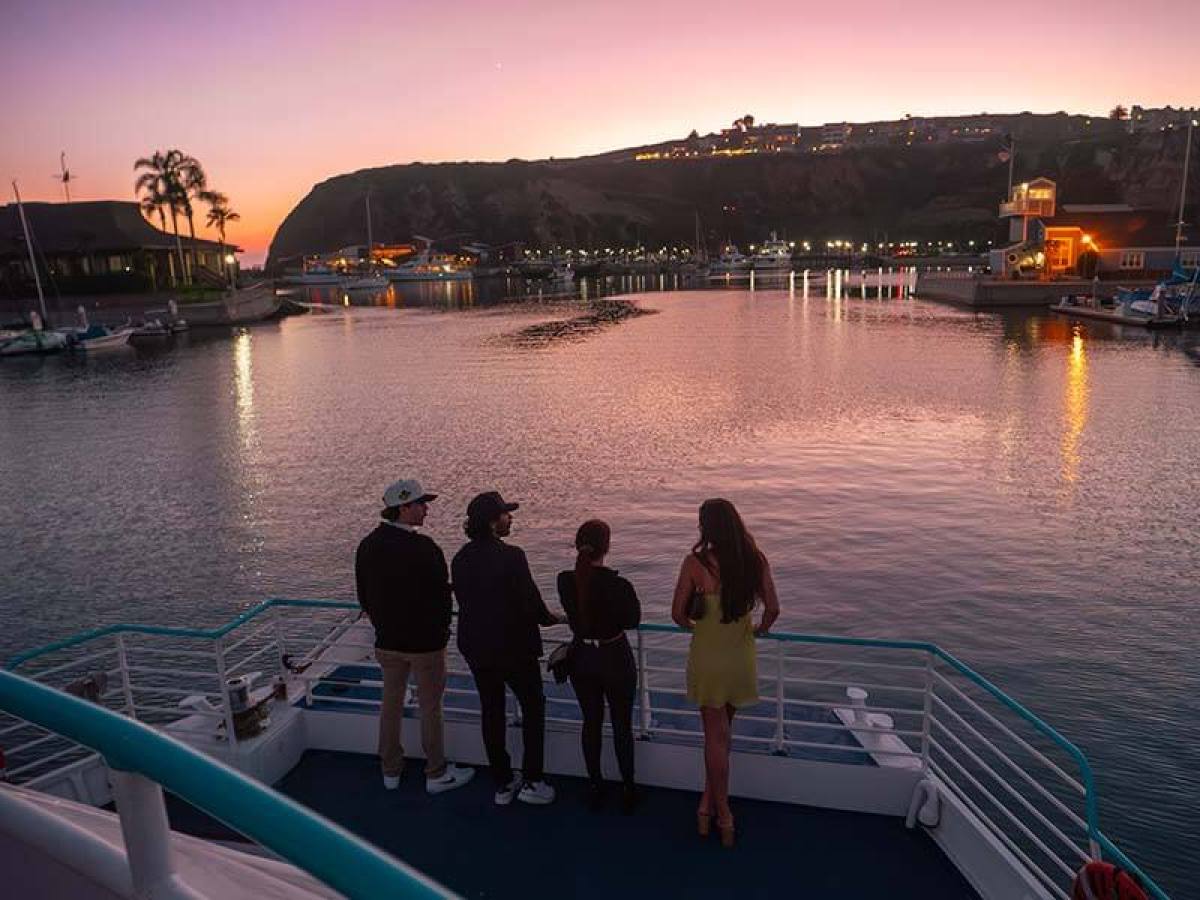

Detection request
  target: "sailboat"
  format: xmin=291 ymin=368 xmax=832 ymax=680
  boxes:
xmin=344 ymin=190 xmax=389 ymax=291
xmin=0 ymin=181 xmax=68 ymax=357
xmin=680 ymin=211 xmax=710 ymax=275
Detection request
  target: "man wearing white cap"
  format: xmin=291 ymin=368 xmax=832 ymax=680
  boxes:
xmin=355 ymin=478 xmax=474 ymax=794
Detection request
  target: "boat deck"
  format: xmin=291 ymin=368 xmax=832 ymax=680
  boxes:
xmin=166 ymin=749 xmax=979 ymax=898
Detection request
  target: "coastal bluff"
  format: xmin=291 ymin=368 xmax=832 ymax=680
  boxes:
xmin=266 ymin=122 xmax=1195 ymax=270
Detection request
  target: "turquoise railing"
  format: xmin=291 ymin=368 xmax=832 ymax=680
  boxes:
xmin=4 ymin=598 xmax=1170 ymax=900
xmin=0 ymin=666 xmax=451 ymax=899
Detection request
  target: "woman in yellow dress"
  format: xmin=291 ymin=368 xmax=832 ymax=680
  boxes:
xmin=671 ymin=498 xmax=779 ymax=847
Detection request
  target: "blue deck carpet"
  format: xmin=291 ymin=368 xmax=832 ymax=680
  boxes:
xmin=270 ymin=749 xmax=979 ymax=898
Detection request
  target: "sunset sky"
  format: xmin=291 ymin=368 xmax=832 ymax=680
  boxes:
xmin=3 ymin=0 xmax=1196 ymax=264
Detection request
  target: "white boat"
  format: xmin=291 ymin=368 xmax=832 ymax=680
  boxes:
xmin=180 ymin=283 xmax=282 ymax=326
xmin=74 ymin=326 xmax=134 ymax=350
xmin=60 ymin=307 xmax=134 ymax=351
xmin=709 ymin=245 xmax=752 ymax=274
xmin=0 ymin=325 xmax=69 ymax=356
xmin=278 ymin=267 xmax=346 ymax=286
xmin=0 ymin=598 xmax=1171 ymax=900
xmin=752 ymin=232 xmax=794 ymax=271
xmin=384 ymin=235 xmax=473 ymax=282
xmin=343 ymin=274 xmax=390 ymax=291
xmin=2 ymin=182 xmax=66 ymax=356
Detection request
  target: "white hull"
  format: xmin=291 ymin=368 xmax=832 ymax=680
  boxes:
xmin=0 ymin=330 xmax=69 ymax=356
xmin=385 ymin=269 xmax=472 ymax=282
xmin=76 ymin=328 xmax=134 ymax=351
xmin=182 ymin=286 xmax=282 ymax=326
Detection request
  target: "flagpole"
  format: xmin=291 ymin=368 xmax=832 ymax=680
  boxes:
xmin=1007 ymin=138 xmax=1016 ymax=197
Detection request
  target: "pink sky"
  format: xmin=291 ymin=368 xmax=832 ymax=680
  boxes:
xmin=3 ymin=0 xmax=1196 ymax=264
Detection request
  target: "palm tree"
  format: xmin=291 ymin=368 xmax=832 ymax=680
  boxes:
xmin=176 ymin=155 xmax=207 ymax=279
xmin=134 ymin=150 xmax=188 ymax=285
xmin=201 ymin=190 xmax=240 ymax=285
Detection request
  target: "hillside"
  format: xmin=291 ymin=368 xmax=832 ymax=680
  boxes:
xmin=265 ymin=121 xmax=1197 ymax=269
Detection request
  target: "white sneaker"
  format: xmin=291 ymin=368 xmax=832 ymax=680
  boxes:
xmin=382 ymin=774 xmax=401 ymax=791
xmin=494 ymin=774 xmax=522 ymax=806
xmin=426 ymin=763 xmax=475 ymax=795
xmin=517 ymin=780 xmax=556 ymax=805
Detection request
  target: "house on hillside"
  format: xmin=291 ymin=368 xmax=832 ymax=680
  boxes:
xmin=990 ymin=178 xmax=1196 ymax=278
xmin=0 ymin=200 xmax=239 ymax=298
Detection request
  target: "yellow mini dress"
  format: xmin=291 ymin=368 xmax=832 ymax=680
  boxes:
xmin=686 ymin=592 xmax=759 ymax=709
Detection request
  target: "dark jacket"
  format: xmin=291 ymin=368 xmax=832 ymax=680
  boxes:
xmin=557 ymin=567 xmax=641 ymax=641
xmin=452 ymin=537 xmax=557 ymax=668
xmin=355 ymin=524 xmax=451 ymax=653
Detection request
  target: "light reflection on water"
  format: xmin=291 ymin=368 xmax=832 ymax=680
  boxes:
xmin=0 ymin=287 xmax=1197 ymax=892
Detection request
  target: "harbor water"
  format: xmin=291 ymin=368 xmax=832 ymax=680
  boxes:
xmin=0 ymin=282 xmax=1195 ymax=893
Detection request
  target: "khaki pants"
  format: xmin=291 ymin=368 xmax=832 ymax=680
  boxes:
xmin=375 ymin=647 xmax=447 ymax=778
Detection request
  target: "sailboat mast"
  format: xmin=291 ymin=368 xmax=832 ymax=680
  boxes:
xmin=365 ymin=189 xmax=374 ymax=268
xmin=12 ymin=181 xmax=48 ymax=324
xmin=1176 ymin=119 xmax=1194 ymax=251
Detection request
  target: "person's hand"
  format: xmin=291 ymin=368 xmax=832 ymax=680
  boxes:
xmin=754 ymin=622 xmax=771 ymax=636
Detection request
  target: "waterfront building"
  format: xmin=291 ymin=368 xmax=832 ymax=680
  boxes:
xmin=0 ymin=199 xmax=238 ymax=297
xmin=991 ymin=178 xmax=1195 ymax=278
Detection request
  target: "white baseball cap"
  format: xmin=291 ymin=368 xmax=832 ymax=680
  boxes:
xmin=382 ymin=479 xmax=438 ymax=509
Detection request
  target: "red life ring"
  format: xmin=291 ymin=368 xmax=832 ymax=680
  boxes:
xmin=1072 ymin=861 xmax=1149 ymax=900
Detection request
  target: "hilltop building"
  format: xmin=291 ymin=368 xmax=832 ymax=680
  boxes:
xmin=0 ymin=200 xmax=238 ymax=297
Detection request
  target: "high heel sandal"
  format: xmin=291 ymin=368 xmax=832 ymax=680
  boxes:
xmin=696 ymin=810 xmax=713 ymax=837
xmin=717 ymin=817 xmax=735 ymax=848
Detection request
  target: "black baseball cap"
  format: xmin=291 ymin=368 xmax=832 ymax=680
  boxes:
xmin=467 ymin=491 xmax=519 ymax=522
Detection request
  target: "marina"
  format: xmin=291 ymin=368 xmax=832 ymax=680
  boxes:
xmin=1 ymin=287 xmax=1195 ymax=897
xmin=3 ymin=3 xmax=1198 ymax=896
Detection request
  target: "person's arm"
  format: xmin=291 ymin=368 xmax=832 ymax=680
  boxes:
xmin=617 ymin=576 xmax=641 ymax=631
xmin=514 ymin=548 xmax=563 ymax=626
xmin=354 ymin=542 xmax=372 ymax=621
xmin=755 ymin=555 xmax=780 ymax=635
xmin=671 ymin=555 xmax=697 ymax=629
xmin=433 ymin=543 xmax=452 ymax=632
xmin=557 ymin=571 xmax=577 ymax=632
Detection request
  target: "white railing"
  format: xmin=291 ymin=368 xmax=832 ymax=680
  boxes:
xmin=1 ymin=599 xmax=1170 ymax=900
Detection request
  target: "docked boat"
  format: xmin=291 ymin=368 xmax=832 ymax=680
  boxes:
xmin=343 ymin=274 xmax=390 ymax=292
xmin=278 ymin=266 xmax=346 ymax=287
xmin=385 ymin=237 xmax=473 ymax=282
xmin=60 ymin=307 xmax=134 ymax=351
xmin=180 ymin=283 xmax=282 ymax=326
xmin=709 ymin=245 xmax=752 ymax=275
xmin=751 ymin=232 xmax=794 ymax=271
xmin=1052 ymin=283 xmax=1182 ymax=329
xmin=0 ymin=598 xmax=1171 ymax=899
xmin=72 ymin=325 xmax=134 ymax=350
xmin=0 ymin=324 xmax=69 ymax=356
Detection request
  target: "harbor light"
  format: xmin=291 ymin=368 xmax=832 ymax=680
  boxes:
xmin=224 ymin=254 xmax=236 ymax=265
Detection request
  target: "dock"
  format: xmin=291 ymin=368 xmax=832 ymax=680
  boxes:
xmin=916 ymin=273 xmax=1159 ymax=308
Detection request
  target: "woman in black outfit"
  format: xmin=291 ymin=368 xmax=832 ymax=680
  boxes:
xmin=557 ymin=519 xmax=641 ymax=813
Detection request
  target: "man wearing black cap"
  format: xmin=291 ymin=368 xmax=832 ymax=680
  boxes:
xmin=355 ymin=478 xmax=474 ymax=795
xmin=452 ymin=491 xmax=563 ymax=806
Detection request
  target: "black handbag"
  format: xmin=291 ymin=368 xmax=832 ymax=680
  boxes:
xmin=547 ymin=641 xmax=577 ymax=683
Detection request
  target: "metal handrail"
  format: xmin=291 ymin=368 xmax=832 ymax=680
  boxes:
xmin=0 ymin=668 xmax=451 ymax=899
xmin=3 ymin=597 xmax=1170 ymax=899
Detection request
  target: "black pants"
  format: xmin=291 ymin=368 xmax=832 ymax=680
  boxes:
xmin=470 ymin=659 xmax=546 ymax=786
xmin=569 ymin=637 xmax=637 ymax=786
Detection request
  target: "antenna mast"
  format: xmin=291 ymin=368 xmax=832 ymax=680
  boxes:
xmin=53 ymin=152 xmax=75 ymax=202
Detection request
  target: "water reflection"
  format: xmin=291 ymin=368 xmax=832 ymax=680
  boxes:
xmin=1060 ymin=330 xmax=1088 ymax=487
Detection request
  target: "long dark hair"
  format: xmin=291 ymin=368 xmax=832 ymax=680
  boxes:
xmin=574 ymin=519 xmax=611 ymax=634
xmin=692 ymin=498 xmax=764 ymax=624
